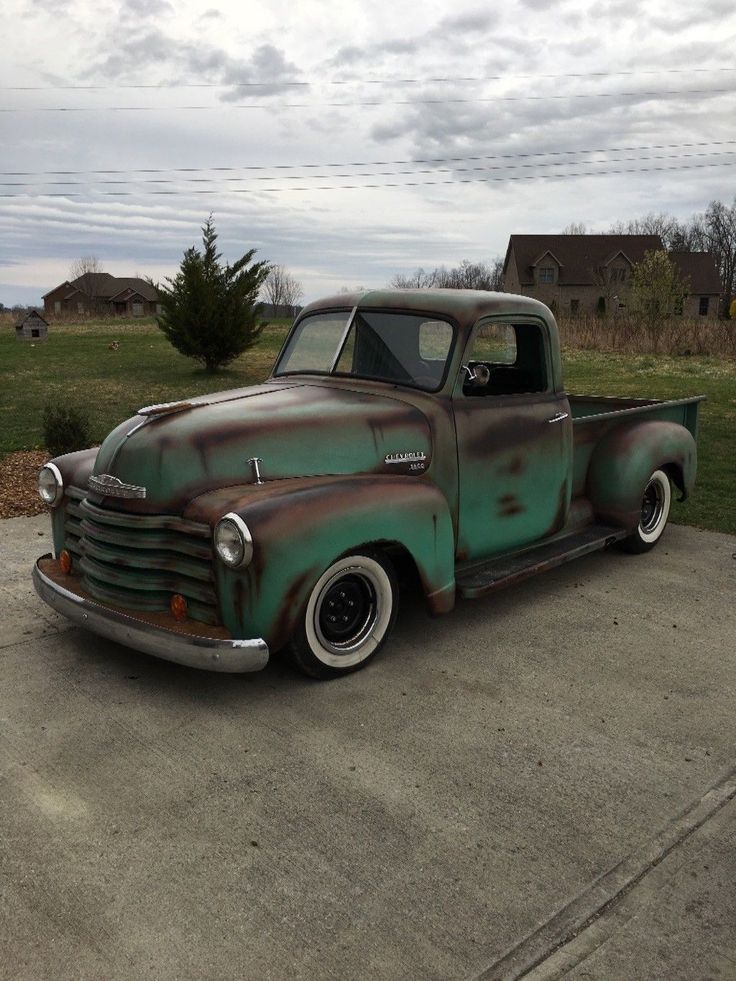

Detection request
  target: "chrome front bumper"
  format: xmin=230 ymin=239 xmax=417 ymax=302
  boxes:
xmin=33 ymin=555 xmax=269 ymax=673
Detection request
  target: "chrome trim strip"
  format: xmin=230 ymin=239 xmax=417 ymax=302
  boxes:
xmin=33 ymin=556 xmax=269 ymax=674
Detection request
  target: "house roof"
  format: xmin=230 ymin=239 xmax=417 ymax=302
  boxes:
xmin=669 ymin=252 xmax=722 ymax=294
xmin=15 ymin=310 xmax=49 ymax=328
xmin=106 ymin=278 xmax=160 ymax=301
xmin=43 ymin=274 xmax=160 ymax=302
xmin=505 ymin=235 xmax=664 ymax=286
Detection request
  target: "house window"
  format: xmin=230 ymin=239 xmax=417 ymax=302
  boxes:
xmin=610 ymin=267 xmax=627 ymax=283
xmin=132 ymin=301 xmax=144 ymax=317
xmin=538 ymin=267 xmax=555 ymax=284
xmin=699 ymin=296 xmax=709 ymax=316
xmin=31 ymin=329 xmax=40 ymax=338
xmin=77 ymin=301 xmax=84 ymax=314
xmin=54 ymin=301 xmax=61 ymax=314
xmin=156 ymin=303 xmax=163 ymax=315
xmin=570 ymin=299 xmax=580 ymax=315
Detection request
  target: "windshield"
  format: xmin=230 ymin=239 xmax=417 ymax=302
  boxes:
xmin=275 ymin=309 xmax=454 ymax=391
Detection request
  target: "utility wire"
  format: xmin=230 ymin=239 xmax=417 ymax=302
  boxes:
xmin=1 ymin=86 xmax=734 ymax=112
xmin=2 ymin=139 xmax=735 ymax=178
xmin=1 ymin=159 xmax=733 ymax=198
xmin=5 ymin=66 xmax=736 ymax=91
xmin=3 ymin=150 xmax=735 ymax=188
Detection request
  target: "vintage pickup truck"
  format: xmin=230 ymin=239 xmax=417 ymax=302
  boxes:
xmin=34 ymin=290 xmax=703 ymax=678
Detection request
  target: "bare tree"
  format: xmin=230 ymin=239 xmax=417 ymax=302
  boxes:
xmin=609 ymin=213 xmax=694 ymax=252
xmin=389 ymin=268 xmax=439 ymax=288
xmin=390 ymin=259 xmax=503 ymax=291
xmin=562 ymin=222 xmax=587 ymax=234
xmin=690 ymin=199 xmax=736 ymax=315
xmin=263 ymin=264 xmax=304 ymax=314
xmin=69 ymin=255 xmax=104 ymax=313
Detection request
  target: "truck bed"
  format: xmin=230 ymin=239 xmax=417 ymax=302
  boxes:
xmin=569 ymin=393 xmax=704 ymax=500
xmin=569 ymin=393 xmax=703 ymax=434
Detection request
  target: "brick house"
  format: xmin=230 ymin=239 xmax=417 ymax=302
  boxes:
xmin=43 ymin=273 xmax=162 ymax=318
xmin=502 ymin=235 xmax=722 ymax=318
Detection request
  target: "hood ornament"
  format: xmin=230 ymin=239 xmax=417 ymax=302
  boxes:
xmin=248 ymin=457 xmax=264 ymax=485
xmin=88 ymin=474 xmax=147 ymax=499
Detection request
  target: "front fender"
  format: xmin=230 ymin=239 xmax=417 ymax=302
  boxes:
xmin=186 ymin=475 xmax=455 ymax=650
xmin=587 ymin=420 xmax=697 ymax=530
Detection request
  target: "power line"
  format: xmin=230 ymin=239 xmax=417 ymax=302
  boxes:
xmin=3 ymin=150 xmax=735 ymax=188
xmin=2 ymin=139 xmax=735 ymax=178
xmin=1 ymin=86 xmax=734 ymax=112
xmin=2 ymin=158 xmax=734 ymax=198
xmin=5 ymin=66 xmax=736 ymax=91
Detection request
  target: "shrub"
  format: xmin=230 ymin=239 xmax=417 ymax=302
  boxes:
xmin=42 ymin=403 xmax=92 ymax=456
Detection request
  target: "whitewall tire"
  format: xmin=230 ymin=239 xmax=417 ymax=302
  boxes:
xmin=289 ymin=551 xmax=398 ymax=679
xmin=621 ymin=469 xmax=672 ymax=553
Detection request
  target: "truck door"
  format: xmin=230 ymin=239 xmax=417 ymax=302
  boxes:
xmin=452 ymin=317 xmax=572 ymax=562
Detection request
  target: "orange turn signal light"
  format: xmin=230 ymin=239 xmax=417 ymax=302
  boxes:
xmin=59 ymin=550 xmax=72 ymax=574
xmin=170 ymin=594 xmax=188 ymax=621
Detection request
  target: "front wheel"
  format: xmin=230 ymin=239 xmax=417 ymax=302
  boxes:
xmin=620 ymin=469 xmax=672 ymax=553
xmin=288 ymin=551 xmax=398 ymax=679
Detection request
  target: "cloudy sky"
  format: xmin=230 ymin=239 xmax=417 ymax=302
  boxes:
xmin=1 ymin=0 xmax=735 ymax=306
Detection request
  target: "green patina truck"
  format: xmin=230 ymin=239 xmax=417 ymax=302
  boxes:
xmin=33 ymin=289 xmax=703 ymax=679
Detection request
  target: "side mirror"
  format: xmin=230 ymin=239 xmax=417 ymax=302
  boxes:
xmin=461 ymin=363 xmax=491 ymax=389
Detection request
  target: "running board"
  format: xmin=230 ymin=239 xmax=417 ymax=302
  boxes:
xmin=456 ymin=524 xmax=628 ymax=599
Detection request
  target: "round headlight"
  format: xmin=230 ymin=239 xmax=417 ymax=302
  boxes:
xmin=214 ymin=513 xmax=253 ymax=568
xmin=38 ymin=463 xmax=64 ymax=507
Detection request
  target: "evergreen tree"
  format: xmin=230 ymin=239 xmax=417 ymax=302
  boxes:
xmin=156 ymin=217 xmax=270 ymax=372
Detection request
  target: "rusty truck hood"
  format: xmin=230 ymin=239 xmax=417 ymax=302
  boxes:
xmin=89 ymin=381 xmax=432 ymax=513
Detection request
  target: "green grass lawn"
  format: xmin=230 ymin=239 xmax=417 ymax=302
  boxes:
xmin=1 ymin=321 xmax=733 ymax=534
xmin=0 ymin=318 xmax=291 ymax=454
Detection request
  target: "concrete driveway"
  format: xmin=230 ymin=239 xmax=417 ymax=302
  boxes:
xmin=1 ymin=515 xmax=735 ymax=980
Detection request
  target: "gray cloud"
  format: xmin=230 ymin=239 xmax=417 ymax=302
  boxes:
xmin=430 ymin=10 xmax=495 ymax=35
xmin=86 ymin=26 xmax=302 ymax=99
xmin=118 ymin=0 xmax=173 ymax=17
xmin=326 ymin=8 xmax=497 ymax=71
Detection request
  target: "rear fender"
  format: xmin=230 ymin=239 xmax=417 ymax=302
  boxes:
xmin=587 ymin=420 xmax=697 ymax=530
xmin=192 ymin=476 xmax=456 ymax=650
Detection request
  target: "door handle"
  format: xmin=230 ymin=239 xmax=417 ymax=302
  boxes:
xmin=547 ymin=411 xmax=570 ymax=424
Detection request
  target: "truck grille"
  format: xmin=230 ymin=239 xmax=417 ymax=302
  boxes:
xmin=63 ymin=490 xmax=219 ymax=625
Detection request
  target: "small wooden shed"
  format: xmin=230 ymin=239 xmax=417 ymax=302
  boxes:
xmin=15 ymin=310 xmax=49 ymax=342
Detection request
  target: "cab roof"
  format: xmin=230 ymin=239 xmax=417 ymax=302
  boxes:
xmin=298 ymin=288 xmax=554 ymax=330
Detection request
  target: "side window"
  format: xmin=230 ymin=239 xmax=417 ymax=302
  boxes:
xmin=463 ymin=321 xmax=548 ymax=397
xmin=419 ymin=320 xmax=453 ymax=361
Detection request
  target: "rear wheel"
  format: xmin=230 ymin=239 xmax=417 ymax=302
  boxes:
xmin=621 ymin=469 xmax=672 ymax=553
xmin=289 ymin=551 xmax=398 ymax=679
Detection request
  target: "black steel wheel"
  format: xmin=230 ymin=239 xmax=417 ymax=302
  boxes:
xmin=289 ymin=551 xmax=398 ymax=679
xmin=620 ymin=469 xmax=672 ymax=553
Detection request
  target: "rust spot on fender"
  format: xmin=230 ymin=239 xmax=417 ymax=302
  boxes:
xmin=497 ymin=494 xmax=525 ymax=517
